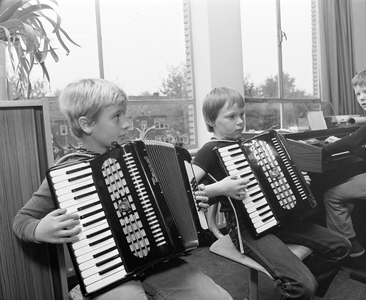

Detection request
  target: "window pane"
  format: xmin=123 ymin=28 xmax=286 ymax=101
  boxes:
xmin=126 ymin=101 xmax=195 ymax=147
xmin=245 ymin=102 xmax=280 ymax=131
xmin=245 ymin=101 xmax=324 ymax=131
xmin=45 ymin=1 xmax=196 ymax=159
xmin=241 ymin=0 xmax=278 ymax=98
xmin=281 ymin=0 xmax=318 ymax=98
xmin=50 ymin=99 xmax=196 ymax=161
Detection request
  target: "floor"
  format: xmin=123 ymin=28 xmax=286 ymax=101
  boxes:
xmin=182 ymin=246 xmax=366 ymax=300
xmin=68 ymin=239 xmax=366 ymax=300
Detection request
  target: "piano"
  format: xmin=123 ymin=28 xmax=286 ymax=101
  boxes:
xmin=284 ymin=126 xmax=366 ymax=173
xmin=243 ymin=126 xmax=365 ymax=173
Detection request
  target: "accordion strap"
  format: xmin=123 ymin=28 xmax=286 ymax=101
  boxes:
xmin=54 ymin=151 xmax=97 ymax=166
xmin=206 ymin=172 xmax=245 ymax=254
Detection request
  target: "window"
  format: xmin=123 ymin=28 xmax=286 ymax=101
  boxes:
xmin=241 ymin=0 xmax=320 ymax=131
xmin=45 ymin=1 xmax=196 ymax=159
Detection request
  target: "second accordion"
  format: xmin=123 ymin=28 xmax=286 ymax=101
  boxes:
xmin=46 ymin=140 xmax=204 ymax=297
xmin=214 ymin=130 xmax=317 ymax=238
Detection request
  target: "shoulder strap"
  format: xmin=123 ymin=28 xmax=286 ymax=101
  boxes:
xmin=54 ymin=152 xmax=97 ymax=166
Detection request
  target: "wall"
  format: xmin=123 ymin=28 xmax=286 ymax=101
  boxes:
xmin=188 ymin=0 xmax=244 ymax=148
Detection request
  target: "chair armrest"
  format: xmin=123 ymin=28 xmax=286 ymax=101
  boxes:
xmin=207 ymin=203 xmax=225 ymax=239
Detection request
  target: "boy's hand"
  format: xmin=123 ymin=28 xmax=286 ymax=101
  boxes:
xmin=195 ymin=184 xmax=210 ymax=213
xmin=34 ymin=209 xmax=81 ymax=244
xmin=222 ymin=175 xmax=249 ymax=200
xmin=324 ymin=135 xmax=340 ymax=144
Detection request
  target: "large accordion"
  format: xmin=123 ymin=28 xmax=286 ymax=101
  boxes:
xmin=46 ymin=140 xmax=204 ymax=297
xmin=214 ymin=130 xmax=317 ymax=238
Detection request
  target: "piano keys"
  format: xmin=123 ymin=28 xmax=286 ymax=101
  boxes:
xmin=214 ymin=130 xmax=317 ymax=237
xmin=47 ymin=140 xmax=203 ymax=297
xmin=48 ymin=159 xmax=128 ymax=294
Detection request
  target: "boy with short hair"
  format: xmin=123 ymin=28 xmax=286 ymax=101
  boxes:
xmin=12 ymin=78 xmax=233 ymax=300
xmin=323 ymin=69 xmax=366 ymax=258
xmin=192 ymin=86 xmax=351 ymax=299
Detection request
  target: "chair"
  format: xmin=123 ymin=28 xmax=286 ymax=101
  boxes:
xmin=207 ymin=202 xmax=313 ymax=300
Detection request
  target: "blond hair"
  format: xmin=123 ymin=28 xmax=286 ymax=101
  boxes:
xmin=59 ymin=78 xmax=128 ymax=138
xmin=351 ymin=69 xmax=366 ymax=87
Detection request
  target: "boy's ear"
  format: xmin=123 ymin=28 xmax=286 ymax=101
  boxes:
xmin=207 ymin=120 xmax=215 ymax=128
xmin=78 ymin=116 xmax=93 ymax=134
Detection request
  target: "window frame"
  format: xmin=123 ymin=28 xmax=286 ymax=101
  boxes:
xmin=243 ymin=0 xmax=320 ymax=129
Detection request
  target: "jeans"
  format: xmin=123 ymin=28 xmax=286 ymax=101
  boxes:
xmin=324 ymin=172 xmax=366 ymax=239
xmin=92 ymin=258 xmax=232 ymax=300
xmin=226 ymin=212 xmax=351 ymax=300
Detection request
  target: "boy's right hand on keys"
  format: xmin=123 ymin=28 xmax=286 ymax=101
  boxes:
xmin=34 ymin=208 xmax=81 ymax=244
xmin=221 ymin=175 xmax=249 ymax=200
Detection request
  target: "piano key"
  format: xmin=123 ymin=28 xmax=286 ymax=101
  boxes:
xmin=57 ymin=185 xmax=97 ymax=203
xmin=84 ymin=262 xmax=125 ymax=286
xmin=79 ymin=248 xmax=119 ymax=272
xmin=67 ymin=203 xmax=103 ymax=218
xmin=76 ymin=220 xmax=109 ymax=241
xmin=217 ymin=144 xmax=241 ymax=154
xmin=55 ymin=177 xmax=94 ymax=196
xmin=225 ymin=162 xmax=250 ymax=172
xmin=49 ymin=163 xmax=91 ymax=180
xmin=53 ymin=170 xmax=93 ymax=189
xmin=254 ymin=217 xmax=278 ymax=231
xmin=81 ymin=257 xmax=123 ymax=279
xmin=85 ymin=267 xmax=126 ymax=293
xmin=244 ymin=197 xmax=267 ymax=209
xmin=223 ymin=157 xmax=248 ymax=167
xmin=72 ymin=227 xmax=113 ymax=250
xmin=249 ymin=205 xmax=272 ymax=219
xmin=68 ymin=199 xmax=101 ymax=215
xmin=76 ymin=242 xmax=116 ymax=264
xmin=246 ymin=202 xmax=269 ymax=215
xmin=78 ymin=211 xmax=106 ymax=227
xmin=74 ymin=236 xmax=116 ymax=258
xmin=251 ymin=210 xmax=274 ymax=224
xmin=59 ymin=193 xmax=100 ymax=210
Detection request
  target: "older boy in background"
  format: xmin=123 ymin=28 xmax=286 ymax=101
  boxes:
xmin=323 ymin=69 xmax=366 ymax=258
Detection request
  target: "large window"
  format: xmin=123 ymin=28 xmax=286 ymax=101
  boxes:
xmin=241 ymin=0 xmax=320 ymax=131
xmin=41 ymin=1 xmax=196 ymax=160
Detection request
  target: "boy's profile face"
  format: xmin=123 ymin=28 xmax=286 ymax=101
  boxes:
xmin=353 ymin=85 xmax=366 ymax=111
xmin=88 ymin=103 xmax=130 ymax=152
xmin=212 ymin=102 xmax=245 ymax=140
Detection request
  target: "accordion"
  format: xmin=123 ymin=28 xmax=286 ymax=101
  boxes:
xmin=214 ymin=130 xmax=317 ymax=238
xmin=46 ymin=140 xmax=205 ymax=297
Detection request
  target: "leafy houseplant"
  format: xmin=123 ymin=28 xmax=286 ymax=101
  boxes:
xmin=0 ymin=0 xmax=78 ymax=99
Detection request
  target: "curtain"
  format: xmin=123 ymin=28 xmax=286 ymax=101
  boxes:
xmin=318 ymin=0 xmax=359 ymax=115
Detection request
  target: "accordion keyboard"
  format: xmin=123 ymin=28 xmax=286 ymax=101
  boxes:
xmin=215 ymin=130 xmax=317 ymax=237
xmin=217 ymin=143 xmax=279 ymax=234
xmin=48 ymin=161 xmax=126 ymax=294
